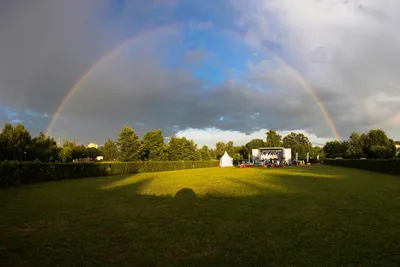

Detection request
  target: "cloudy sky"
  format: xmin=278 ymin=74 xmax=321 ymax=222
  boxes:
xmin=1 ymin=0 xmax=399 ymax=147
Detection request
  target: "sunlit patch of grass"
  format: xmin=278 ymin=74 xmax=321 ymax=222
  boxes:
xmin=101 ymin=168 xmax=292 ymax=197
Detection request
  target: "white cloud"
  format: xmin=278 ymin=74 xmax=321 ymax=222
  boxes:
xmin=233 ymin=0 xmax=400 ymax=140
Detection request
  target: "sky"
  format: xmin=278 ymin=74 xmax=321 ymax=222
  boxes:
xmin=1 ymin=0 xmax=399 ymax=147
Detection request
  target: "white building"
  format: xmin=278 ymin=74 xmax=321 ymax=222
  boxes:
xmin=87 ymin=143 xmax=98 ymax=149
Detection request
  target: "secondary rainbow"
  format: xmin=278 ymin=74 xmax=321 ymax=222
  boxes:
xmin=45 ymin=23 xmax=341 ymax=141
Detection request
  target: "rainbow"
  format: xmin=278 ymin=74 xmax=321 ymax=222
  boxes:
xmin=45 ymin=23 xmax=341 ymax=141
xmin=275 ymin=56 xmax=341 ymax=141
xmin=45 ymin=24 xmax=180 ymax=136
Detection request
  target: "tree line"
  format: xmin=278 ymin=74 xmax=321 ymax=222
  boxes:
xmin=323 ymin=130 xmax=399 ymax=159
xmin=0 ymin=122 xmax=398 ymax=163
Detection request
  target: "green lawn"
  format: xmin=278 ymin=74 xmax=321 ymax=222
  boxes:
xmin=1 ymin=165 xmax=400 ymax=266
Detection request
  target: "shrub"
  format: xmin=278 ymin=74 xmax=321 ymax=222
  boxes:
xmin=0 ymin=160 xmax=219 ymax=186
xmin=323 ymin=159 xmax=400 ymax=175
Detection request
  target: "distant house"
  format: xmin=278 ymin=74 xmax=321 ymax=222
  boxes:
xmin=87 ymin=143 xmax=98 ymax=149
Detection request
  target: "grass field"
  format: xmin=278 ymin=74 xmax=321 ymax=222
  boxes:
xmin=1 ymin=165 xmax=400 ymax=266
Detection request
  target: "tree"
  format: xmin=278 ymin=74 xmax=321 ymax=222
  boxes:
xmin=0 ymin=123 xmax=15 ymax=160
xmin=232 ymin=146 xmax=247 ymax=160
xmin=86 ymin=147 xmax=101 ymax=159
xmin=345 ymin=132 xmax=363 ymax=158
xmin=323 ymin=141 xmax=346 ymax=158
xmin=117 ymin=126 xmax=141 ymax=162
xmin=225 ymin=141 xmax=235 ymax=157
xmin=168 ymin=136 xmax=197 ymax=161
xmin=245 ymin=139 xmax=266 ymax=150
xmin=282 ymin=132 xmax=312 ymax=159
xmin=388 ymin=139 xmax=397 ymax=158
xmin=363 ymin=129 xmax=392 ymax=158
xmin=310 ymin=146 xmax=323 ymax=159
xmin=30 ymin=132 xmax=60 ymax=162
xmin=215 ymin=142 xmax=226 ymax=159
xmin=265 ymin=129 xmax=282 ymax=147
xmin=72 ymin=145 xmax=88 ymax=160
xmin=208 ymin=148 xmax=216 ymax=160
xmin=141 ymin=129 xmax=168 ymax=161
xmin=199 ymin=145 xmax=211 ymax=160
xmin=370 ymin=145 xmax=389 ymax=159
xmin=0 ymin=123 xmax=32 ymax=161
xmin=236 ymin=145 xmax=249 ymax=160
xmin=103 ymin=138 xmax=118 ymax=161
xmin=60 ymin=140 xmax=76 ymax=163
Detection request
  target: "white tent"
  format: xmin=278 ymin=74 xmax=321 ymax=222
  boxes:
xmin=219 ymin=151 xmax=233 ymax=167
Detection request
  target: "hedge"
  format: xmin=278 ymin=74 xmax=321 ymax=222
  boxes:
xmin=323 ymin=159 xmax=400 ymax=175
xmin=0 ymin=161 xmax=219 ymax=186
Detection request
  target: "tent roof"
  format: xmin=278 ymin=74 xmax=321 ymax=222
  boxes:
xmin=221 ymin=151 xmax=232 ymax=159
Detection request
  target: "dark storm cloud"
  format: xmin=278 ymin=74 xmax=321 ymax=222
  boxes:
xmin=49 ymin=36 xmax=350 ymax=143
xmin=0 ymin=0 xmax=177 ymax=114
xmin=2 ymin=0 xmax=400 ymax=145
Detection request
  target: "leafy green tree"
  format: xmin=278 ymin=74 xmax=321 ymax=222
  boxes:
xmin=282 ymin=132 xmax=312 ymax=158
xmin=141 ymin=129 xmax=168 ymax=161
xmin=0 ymin=137 xmax=5 ymax=161
xmin=396 ymin=141 xmax=400 ymax=158
xmin=30 ymin=132 xmax=60 ymax=162
xmin=199 ymin=145 xmax=211 ymax=160
xmin=345 ymin=132 xmax=363 ymax=158
xmin=0 ymin=123 xmax=15 ymax=160
xmin=232 ymin=146 xmax=246 ymax=160
xmin=310 ymin=146 xmax=323 ymax=159
xmin=103 ymin=138 xmax=118 ymax=161
xmin=265 ymin=129 xmax=282 ymax=147
xmin=215 ymin=142 xmax=226 ymax=159
xmin=208 ymin=148 xmax=216 ymax=160
xmin=370 ymin=145 xmax=389 ymax=159
xmin=60 ymin=140 xmax=76 ymax=163
xmin=117 ymin=126 xmax=141 ymax=162
xmin=195 ymin=149 xmax=202 ymax=161
xmin=237 ymin=145 xmax=250 ymax=160
xmin=245 ymin=139 xmax=266 ymax=150
xmin=86 ymin=147 xmax=101 ymax=159
xmin=225 ymin=141 xmax=235 ymax=157
xmin=168 ymin=136 xmax=197 ymax=161
xmin=388 ymin=139 xmax=397 ymax=158
xmin=0 ymin=123 xmax=32 ymax=161
xmin=72 ymin=145 xmax=88 ymax=160
xmin=363 ymin=129 xmax=392 ymax=158
xmin=323 ymin=141 xmax=346 ymax=158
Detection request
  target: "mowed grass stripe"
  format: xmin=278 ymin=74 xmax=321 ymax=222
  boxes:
xmin=1 ymin=165 xmax=400 ymax=266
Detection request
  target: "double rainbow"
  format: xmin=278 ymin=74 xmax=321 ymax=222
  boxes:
xmin=45 ymin=23 xmax=341 ymax=141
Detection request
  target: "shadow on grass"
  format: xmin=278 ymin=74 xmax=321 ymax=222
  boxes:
xmin=1 ymin=169 xmax=400 ymax=267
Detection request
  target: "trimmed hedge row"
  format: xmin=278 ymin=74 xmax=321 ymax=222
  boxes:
xmin=0 ymin=161 xmax=219 ymax=186
xmin=323 ymin=159 xmax=400 ymax=175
